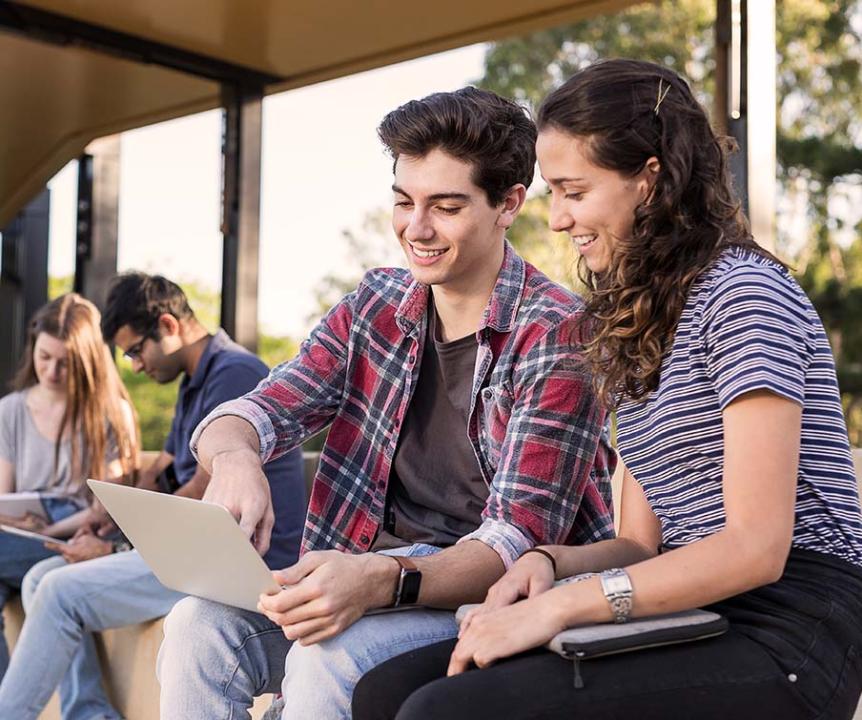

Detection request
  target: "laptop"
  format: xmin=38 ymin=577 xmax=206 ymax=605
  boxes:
xmin=87 ymin=479 xmax=280 ymax=613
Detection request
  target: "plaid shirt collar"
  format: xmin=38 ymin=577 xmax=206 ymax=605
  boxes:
xmin=395 ymin=241 xmax=526 ymax=336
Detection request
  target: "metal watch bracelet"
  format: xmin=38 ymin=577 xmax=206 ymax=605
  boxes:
xmin=599 ymin=567 xmax=633 ymax=623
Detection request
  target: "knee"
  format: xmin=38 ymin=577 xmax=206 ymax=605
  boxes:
xmin=158 ymin=597 xmax=213 ymax=681
xmin=162 ymin=596 xmax=224 ymax=648
xmin=21 ymin=557 xmax=66 ymax=610
xmin=352 ymin=667 xmax=400 ymax=720
xmin=395 ymin=683 xmax=453 ymax=720
xmin=284 ymin=639 xmax=343 ymax=679
xmin=25 ymin=564 xmax=70 ymax=617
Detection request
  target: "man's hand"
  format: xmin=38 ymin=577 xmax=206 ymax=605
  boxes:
xmin=258 ymin=551 xmax=399 ymax=646
xmin=45 ymin=533 xmax=112 ymax=564
xmin=204 ymin=448 xmax=274 ymax=554
xmin=79 ymin=502 xmax=117 ymax=537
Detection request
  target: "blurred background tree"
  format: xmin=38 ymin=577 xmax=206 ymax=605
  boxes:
xmin=313 ymin=0 xmax=862 ymax=441
xmin=475 ymin=0 xmax=862 ymax=441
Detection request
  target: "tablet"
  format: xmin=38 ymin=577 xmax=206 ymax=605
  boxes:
xmin=0 ymin=524 xmax=69 ymax=546
xmin=0 ymin=492 xmax=49 ymax=520
xmin=87 ymin=480 xmax=280 ymax=613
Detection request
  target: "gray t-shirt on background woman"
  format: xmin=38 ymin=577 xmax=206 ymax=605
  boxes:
xmin=0 ymin=390 xmax=99 ymax=509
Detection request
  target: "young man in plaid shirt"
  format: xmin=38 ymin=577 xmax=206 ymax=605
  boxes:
xmin=157 ymin=87 xmax=615 ymax=719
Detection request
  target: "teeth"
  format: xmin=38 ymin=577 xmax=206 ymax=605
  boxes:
xmin=572 ymin=234 xmax=597 ymax=247
xmin=413 ymin=246 xmax=447 ymax=258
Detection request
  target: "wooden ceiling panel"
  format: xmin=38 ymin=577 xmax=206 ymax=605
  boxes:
xmin=1 ymin=0 xmax=638 ymax=225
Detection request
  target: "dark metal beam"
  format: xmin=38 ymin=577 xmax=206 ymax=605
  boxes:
xmin=0 ymin=0 xmax=282 ymax=88
xmin=220 ymin=85 xmax=262 ymax=352
xmin=0 ymin=189 xmax=50 ymax=395
xmin=715 ymin=0 xmax=748 ymax=213
xmin=715 ymin=0 xmax=776 ymax=249
xmin=74 ymin=136 xmax=120 ymax=310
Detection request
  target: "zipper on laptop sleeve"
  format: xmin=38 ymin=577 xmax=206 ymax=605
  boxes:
xmin=573 ymin=652 xmax=585 ymax=689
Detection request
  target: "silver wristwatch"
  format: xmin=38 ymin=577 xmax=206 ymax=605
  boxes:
xmin=600 ymin=568 xmax=633 ymax=623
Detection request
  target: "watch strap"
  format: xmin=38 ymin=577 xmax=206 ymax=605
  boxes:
xmin=390 ymin=555 xmax=422 ymax=607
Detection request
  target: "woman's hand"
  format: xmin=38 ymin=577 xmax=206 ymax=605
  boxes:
xmin=448 ymin=592 xmax=567 ymax=676
xmin=458 ymin=550 xmax=556 ymax=638
xmin=485 ymin=550 xmax=557 ymax=609
xmin=2 ymin=512 xmax=48 ymax=532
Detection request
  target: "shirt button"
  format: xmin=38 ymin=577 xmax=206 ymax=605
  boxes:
xmin=360 ymin=534 xmax=370 ymax=545
xmin=408 ymin=354 xmax=416 ymax=365
xmin=788 ymin=674 xmax=798 ymax=683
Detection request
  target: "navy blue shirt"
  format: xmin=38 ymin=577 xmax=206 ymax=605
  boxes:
xmin=165 ymin=329 xmax=305 ymax=570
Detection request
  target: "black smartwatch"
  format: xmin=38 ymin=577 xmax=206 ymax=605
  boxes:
xmin=391 ymin=556 xmax=422 ymax=607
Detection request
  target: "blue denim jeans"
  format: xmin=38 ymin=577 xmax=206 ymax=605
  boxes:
xmin=0 ymin=550 xmax=185 ymax=720
xmin=0 ymin=495 xmax=80 ymax=678
xmin=157 ymin=544 xmax=459 ymax=720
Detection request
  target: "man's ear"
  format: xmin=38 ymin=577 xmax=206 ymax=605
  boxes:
xmin=496 ymin=184 xmax=528 ymax=230
xmin=156 ymin=313 xmax=180 ymax=338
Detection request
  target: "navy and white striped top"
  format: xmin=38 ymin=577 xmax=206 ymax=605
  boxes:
xmin=617 ymin=246 xmax=862 ymax=567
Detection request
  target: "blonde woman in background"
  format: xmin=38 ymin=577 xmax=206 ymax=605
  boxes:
xmin=0 ymin=293 xmax=138 ymax=676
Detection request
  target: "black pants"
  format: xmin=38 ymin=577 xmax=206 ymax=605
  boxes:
xmin=352 ymin=550 xmax=862 ymax=720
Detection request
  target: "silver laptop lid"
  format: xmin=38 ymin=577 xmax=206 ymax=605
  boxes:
xmin=88 ymin=480 xmax=280 ymax=613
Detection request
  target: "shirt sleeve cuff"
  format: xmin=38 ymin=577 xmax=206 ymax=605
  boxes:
xmin=189 ymin=398 xmax=277 ymax=464
xmin=457 ymin=519 xmax=533 ymax=570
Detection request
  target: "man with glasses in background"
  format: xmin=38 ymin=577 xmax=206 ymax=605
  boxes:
xmin=0 ymin=273 xmax=306 ymax=720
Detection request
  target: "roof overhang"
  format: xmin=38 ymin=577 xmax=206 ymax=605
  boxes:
xmin=0 ymin=0 xmax=638 ymax=226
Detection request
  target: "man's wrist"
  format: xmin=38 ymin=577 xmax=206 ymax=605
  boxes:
xmin=365 ymin=553 xmax=403 ymax=609
xmin=210 ymin=446 xmax=261 ymax=474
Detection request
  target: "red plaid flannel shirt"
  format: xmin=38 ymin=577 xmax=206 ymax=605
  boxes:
xmin=193 ymin=244 xmax=615 ymax=567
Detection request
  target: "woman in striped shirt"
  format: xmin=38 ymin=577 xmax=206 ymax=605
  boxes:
xmin=352 ymin=58 xmax=862 ymax=719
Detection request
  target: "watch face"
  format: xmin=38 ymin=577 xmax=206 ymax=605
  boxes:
xmin=603 ymin=573 xmax=630 ymax=595
xmin=401 ymin=569 xmax=422 ymax=605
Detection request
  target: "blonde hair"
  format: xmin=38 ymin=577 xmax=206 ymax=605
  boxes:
xmin=13 ymin=293 xmax=139 ymax=482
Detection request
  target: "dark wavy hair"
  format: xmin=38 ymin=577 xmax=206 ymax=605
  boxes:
xmin=378 ymin=86 xmax=536 ymax=205
xmin=101 ymin=272 xmax=195 ymax=342
xmin=538 ymin=58 xmax=778 ymax=406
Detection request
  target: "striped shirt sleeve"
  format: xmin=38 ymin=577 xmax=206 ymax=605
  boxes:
xmin=699 ymin=267 xmax=815 ymax=410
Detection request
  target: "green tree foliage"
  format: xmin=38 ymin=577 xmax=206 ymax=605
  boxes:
xmin=309 ymin=209 xmax=404 ymax=325
xmin=477 ymin=0 xmax=719 ymax=287
xmin=477 ymin=0 xmax=862 ymax=442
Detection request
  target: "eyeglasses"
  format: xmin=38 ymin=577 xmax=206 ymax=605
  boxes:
xmin=123 ymin=336 xmax=150 ymax=362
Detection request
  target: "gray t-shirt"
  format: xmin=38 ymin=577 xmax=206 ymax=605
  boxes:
xmin=0 ymin=390 xmax=94 ymax=507
xmin=372 ymin=306 xmax=488 ymax=550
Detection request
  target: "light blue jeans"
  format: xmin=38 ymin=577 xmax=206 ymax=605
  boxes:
xmin=157 ymin=544 xmax=459 ymax=720
xmin=0 ymin=550 xmax=184 ymax=720
xmin=0 ymin=496 xmax=79 ymax=677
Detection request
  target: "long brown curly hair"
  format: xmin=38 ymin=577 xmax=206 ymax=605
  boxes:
xmin=13 ymin=293 xmax=139 ymax=484
xmin=538 ymin=58 xmax=778 ymax=407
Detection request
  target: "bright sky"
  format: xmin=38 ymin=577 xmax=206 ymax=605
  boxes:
xmin=47 ymin=43 xmax=487 ymax=337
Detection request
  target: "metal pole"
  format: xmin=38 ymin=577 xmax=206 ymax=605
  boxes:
xmin=0 ymin=189 xmax=50 ymax=394
xmin=220 ymin=84 xmax=262 ymax=352
xmin=73 ymin=135 xmax=120 ymax=309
